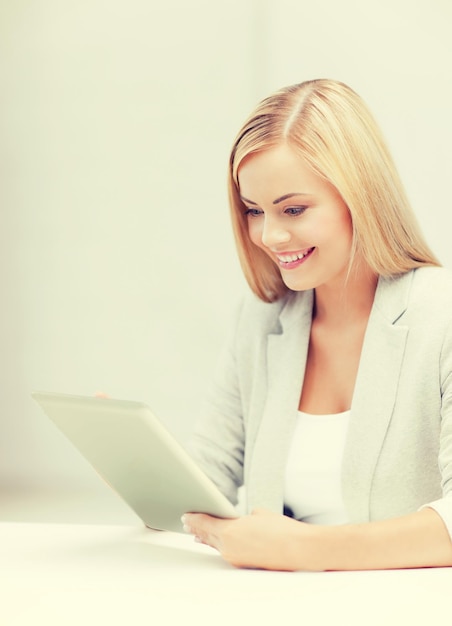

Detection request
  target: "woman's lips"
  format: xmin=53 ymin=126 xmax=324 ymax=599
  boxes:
xmin=276 ymin=247 xmax=315 ymax=269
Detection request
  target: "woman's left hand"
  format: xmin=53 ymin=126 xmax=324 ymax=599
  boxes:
xmin=182 ymin=508 xmax=316 ymax=571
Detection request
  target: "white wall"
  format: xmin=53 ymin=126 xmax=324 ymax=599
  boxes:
xmin=1 ymin=0 xmax=451 ymax=496
xmin=0 ymin=0 xmax=254 ymax=491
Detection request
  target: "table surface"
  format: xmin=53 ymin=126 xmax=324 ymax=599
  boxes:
xmin=1 ymin=521 xmax=451 ymax=626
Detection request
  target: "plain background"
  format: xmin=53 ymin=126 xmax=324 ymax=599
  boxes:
xmin=1 ymin=0 xmax=451 ymax=520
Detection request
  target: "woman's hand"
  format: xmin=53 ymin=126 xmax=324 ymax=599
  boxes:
xmin=182 ymin=508 xmax=317 ymax=571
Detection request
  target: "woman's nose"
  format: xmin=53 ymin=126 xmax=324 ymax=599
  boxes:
xmin=261 ymin=218 xmax=291 ymax=248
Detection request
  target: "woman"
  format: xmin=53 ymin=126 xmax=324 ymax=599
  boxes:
xmin=183 ymin=79 xmax=452 ymax=571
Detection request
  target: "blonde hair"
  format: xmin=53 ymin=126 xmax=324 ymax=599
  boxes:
xmin=228 ymin=79 xmax=440 ymax=302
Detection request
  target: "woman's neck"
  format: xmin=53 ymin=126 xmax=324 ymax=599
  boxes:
xmin=313 ymin=265 xmax=378 ymax=326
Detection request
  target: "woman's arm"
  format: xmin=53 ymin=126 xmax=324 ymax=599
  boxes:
xmin=187 ymin=299 xmax=247 ymax=505
xmin=182 ymin=506 xmax=452 ymax=571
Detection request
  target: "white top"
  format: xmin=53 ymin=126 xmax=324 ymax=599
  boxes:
xmin=284 ymin=410 xmax=351 ymax=525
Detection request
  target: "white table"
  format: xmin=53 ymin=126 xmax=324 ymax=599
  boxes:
xmin=1 ymin=522 xmax=451 ymax=625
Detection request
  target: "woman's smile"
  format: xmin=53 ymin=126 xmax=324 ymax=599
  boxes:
xmin=275 ymin=247 xmax=316 ymax=269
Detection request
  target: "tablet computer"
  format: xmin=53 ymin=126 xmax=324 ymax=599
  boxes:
xmin=32 ymin=392 xmax=237 ymax=532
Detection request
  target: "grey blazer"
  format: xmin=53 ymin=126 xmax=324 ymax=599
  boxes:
xmin=189 ymin=267 xmax=452 ymax=539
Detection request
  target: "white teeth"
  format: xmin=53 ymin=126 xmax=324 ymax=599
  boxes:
xmin=277 ymin=249 xmax=312 ymax=263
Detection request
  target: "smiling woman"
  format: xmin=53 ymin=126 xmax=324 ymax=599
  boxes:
xmin=184 ymin=79 xmax=452 ymax=571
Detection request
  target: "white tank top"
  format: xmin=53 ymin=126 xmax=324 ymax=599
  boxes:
xmin=284 ymin=410 xmax=350 ymax=525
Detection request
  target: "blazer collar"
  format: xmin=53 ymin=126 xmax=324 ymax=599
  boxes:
xmin=371 ymin=270 xmax=413 ymax=323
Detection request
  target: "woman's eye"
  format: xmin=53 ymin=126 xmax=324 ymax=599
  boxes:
xmin=244 ymin=208 xmax=263 ymax=217
xmin=285 ymin=206 xmax=308 ymax=216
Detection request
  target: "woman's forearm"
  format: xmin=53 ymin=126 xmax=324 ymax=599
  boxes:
xmin=183 ymin=507 xmax=452 ymax=571
xmin=304 ymin=507 xmax=452 ymax=571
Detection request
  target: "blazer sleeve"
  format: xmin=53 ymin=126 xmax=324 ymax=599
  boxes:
xmin=186 ymin=299 xmax=246 ymax=506
xmin=422 ymin=317 xmax=452 ymax=538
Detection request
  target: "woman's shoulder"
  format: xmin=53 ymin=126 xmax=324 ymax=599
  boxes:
xmin=367 ymin=266 xmax=452 ymax=328
xmin=413 ymin=265 xmax=452 ymax=285
xmin=393 ymin=266 xmax=452 ymax=323
xmin=410 ymin=266 xmax=452 ymax=304
xmin=235 ymin=288 xmax=310 ymax=335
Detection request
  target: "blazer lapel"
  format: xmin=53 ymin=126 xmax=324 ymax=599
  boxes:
xmin=247 ymin=290 xmax=314 ymax=512
xmin=342 ymin=272 xmax=413 ymax=522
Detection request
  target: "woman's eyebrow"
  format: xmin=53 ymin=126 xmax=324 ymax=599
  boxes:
xmin=273 ymin=193 xmax=308 ymax=204
xmin=240 ymin=192 xmax=308 ymax=206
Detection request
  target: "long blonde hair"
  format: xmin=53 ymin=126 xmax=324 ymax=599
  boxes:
xmin=228 ymin=79 xmax=440 ymax=302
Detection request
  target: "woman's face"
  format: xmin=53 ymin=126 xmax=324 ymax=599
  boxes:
xmin=238 ymin=144 xmax=354 ymax=293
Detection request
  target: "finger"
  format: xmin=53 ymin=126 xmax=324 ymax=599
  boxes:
xmin=182 ymin=514 xmax=225 ymax=549
xmin=182 ymin=513 xmax=216 ymax=533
